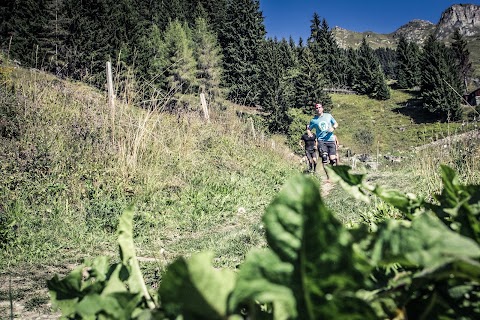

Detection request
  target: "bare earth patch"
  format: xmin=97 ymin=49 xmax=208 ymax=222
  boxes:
xmin=0 ymin=265 xmax=75 ymax=319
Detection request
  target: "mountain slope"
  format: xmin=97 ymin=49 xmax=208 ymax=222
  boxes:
xmin=333 ymin=4 xmax=480 ymax=48
xmin=332 ymin=4 xmax=480 ymax=83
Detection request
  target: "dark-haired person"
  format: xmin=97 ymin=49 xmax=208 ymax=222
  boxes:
xmin=309 ymin=103 xmax=338 ymax=180
xmin=299 ymin=124 xmax=318 ymax=172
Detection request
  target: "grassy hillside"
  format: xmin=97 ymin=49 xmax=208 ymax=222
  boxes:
xmin=2 ymin=59 xmax=480 ymax=318
xmin=330 ymin=89 xmax=474 ymax=154
xmin=289 ymin=88 xmax=477 ymax=157
xmin=0 ymin=64 xmax=301 ymax=273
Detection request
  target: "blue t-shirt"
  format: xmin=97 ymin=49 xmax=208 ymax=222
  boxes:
xmin=309 ymin=113 xmax=336 ymax=142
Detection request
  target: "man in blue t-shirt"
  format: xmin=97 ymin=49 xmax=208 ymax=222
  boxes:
xmin=309 ymin=103 xmax=338 ymax=179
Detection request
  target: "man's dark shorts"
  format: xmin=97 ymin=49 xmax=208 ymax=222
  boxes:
xmin=319 ymin=141 xmax=337 ymax=163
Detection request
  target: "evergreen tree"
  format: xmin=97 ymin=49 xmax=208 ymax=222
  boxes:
xmin=134 ymin=23 xmax=165 ymax=99
xmin=193 ymin=17 xmax=224 ymax=101
xmin=258 ymin=38 xmax=299 ymax=133
xmin=407 ymin=41 xmax=422 ymax=88
xmin=346 ymin=48 xmax=360 ymax=91
xmin=451 ymin=28 xmax=473 ymax=94
xmin=219 ymin=0 xmax=265 ymax=105
xmin=294 ymin=46 xmax=331 ymax=113
xmin=319 ymin=18 xmax=348 ymax=87
xmin=396 ymin=36 xmax=421 ymax=89
xmin=420 ymin=34 xmax=462 ymax=120
xmin=190 ymin=0 xmax=227 ymax=37
xmin=160 ymin=20 xmax=197 ymax=97
xmin=307 ymin=14 xmax=347 ymax=88
xmin=33 ymin=0 xmax=64 ymax=74
xmin=60 ymin=0 xmax=114 ymax=84
xmin=395 ymin=36 xmax=410 ymax=89
xmin=0 ymin=0 xmax=51 ymax=67
xmin=374 ymin=47 xmax=397 ymax=80
xmin=357 ymin=38 xmax=390 ymax=100
xmin=307 ymin=13 xmax=326 ymax=83
xmin=160 ymin=0 xmax=188 ymax=29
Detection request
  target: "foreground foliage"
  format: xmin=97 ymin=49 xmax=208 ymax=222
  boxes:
xmin=49 ymin=165 xmax=480 ymax=319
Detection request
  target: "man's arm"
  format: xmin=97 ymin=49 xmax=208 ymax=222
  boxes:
xmin=330 ymin=116 xmax=338 ymax=131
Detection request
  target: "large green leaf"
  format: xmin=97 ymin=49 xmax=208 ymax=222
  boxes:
xmin=74 ymin=292 xmax=143 ymax=319
xmin=118 ymin=208 xmax=156 ymax=309
xmin=434 ymin=165 xmax=480 ymax=243
xmin=371 ymin=212 xmax=480 ymax=273
xmin=372 ymin=185 xmax=424 ymax=218
xmin=47 ymin=266 xmax=84 ymax=316
xmin=261 ymin=174 xmax=375 ymax=319
xmin=327 ymin=166 xmax=372 ymax=203
xmin=228 ymin=248 xmax=296 ymax=320
xmin=159 ymin=251 xmax=236 ymax=319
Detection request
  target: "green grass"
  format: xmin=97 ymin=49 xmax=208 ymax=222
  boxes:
xmin=0 ymin=65 xmax=298 ymax=271
xmin=330 ymin=89 xmax=472 ymax=155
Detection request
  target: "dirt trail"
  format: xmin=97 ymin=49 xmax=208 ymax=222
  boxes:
xmin=321 ymin=180 xmax=335 ymax=197
xmin=0 ymin=265 xmax=74 ymax=319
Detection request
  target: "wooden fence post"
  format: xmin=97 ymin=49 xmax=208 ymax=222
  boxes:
xmin=249 ymin=117 xmax=256 ymax=139
xmin=200 ymin=92 xmax=209 ymax=121
xmin=106 ymin=61 xmax=115 ymax=140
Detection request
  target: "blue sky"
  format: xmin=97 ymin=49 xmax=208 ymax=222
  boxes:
xmin=259 ymin=1 xmax=479 ymax=41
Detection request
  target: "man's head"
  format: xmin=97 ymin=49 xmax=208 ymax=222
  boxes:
xmin=314 ymin=103 xmax=324 ymax=115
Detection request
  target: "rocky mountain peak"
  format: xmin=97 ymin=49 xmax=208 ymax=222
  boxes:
xmin=435 ymin=4 xmax=480 ymax=39
xmin=392 ymin=19 xmax=435 ymax=44
xmin=331 ymin=4 xmax=480 ymax=52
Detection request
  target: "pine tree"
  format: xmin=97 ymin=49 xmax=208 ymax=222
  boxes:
xmin=307 ymin=14 xmax=347 ymax=88
xmin=219 ymin=0 xmax=265 ymax=105
xmin=319 ymin=18 xmax=348 ymax=87
xmin=357 ymin=38 xmax=390 ymax=100
xmin=160 ymin=20 xmax=197 ymax=97
xmin=134 ymin=23 xmax=165 ymax=95
xmin=257 ymin=38 xmax=299 ymax=133
xmin=396 ymin=36 xmax=421 ymax=89
xmin=451 ymin=29 xmax=473 ymax=94
xmin=395 ymin=35 xmax=410 ymax=89
xmin=193 ymin=17 xmax=224 ymax=102
xmin=407 ymin=41 xmax=422 ymax=88
xmin=420 ymin=34 xmax=462 ymax=120
xmin=190 ymin=0 xmax=227 ymax=37
xmin=0 ymin=0 xmax=51 ymax=67
xmin=60 ymin=0 xmax=114 ymax=84
xmin=346 ymin=48 xmax=360 ymax=91
xmin=295 ymin=46 xmax=331 ymax=113
xmin=374 ymin=47 xmax=397 ymax=80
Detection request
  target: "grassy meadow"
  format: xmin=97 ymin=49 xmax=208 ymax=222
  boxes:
xmin=1 ymin=60 xmax=480 ymax=318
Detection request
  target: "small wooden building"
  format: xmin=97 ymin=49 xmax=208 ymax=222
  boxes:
xmin=466 ymin=87 xmax=480 ymax=106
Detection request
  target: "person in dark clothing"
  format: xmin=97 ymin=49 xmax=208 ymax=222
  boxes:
xmin=299 ymin=124 xmax=318 ymax=172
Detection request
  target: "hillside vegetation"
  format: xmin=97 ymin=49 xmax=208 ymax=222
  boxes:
xmin=0 ymin=63 xmax=300 ymax=272
xmin=1 ymin=60 xmax=480 ymax=318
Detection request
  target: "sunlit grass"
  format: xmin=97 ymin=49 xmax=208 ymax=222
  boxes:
xmin=0 ymin=64 xmax=298 ymax=272
xmin=330 ymin=90 xmax=467 ymax=155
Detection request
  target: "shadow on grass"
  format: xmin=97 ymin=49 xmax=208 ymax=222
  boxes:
xmin=391 ymin=89 xmax=445 ymax=124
